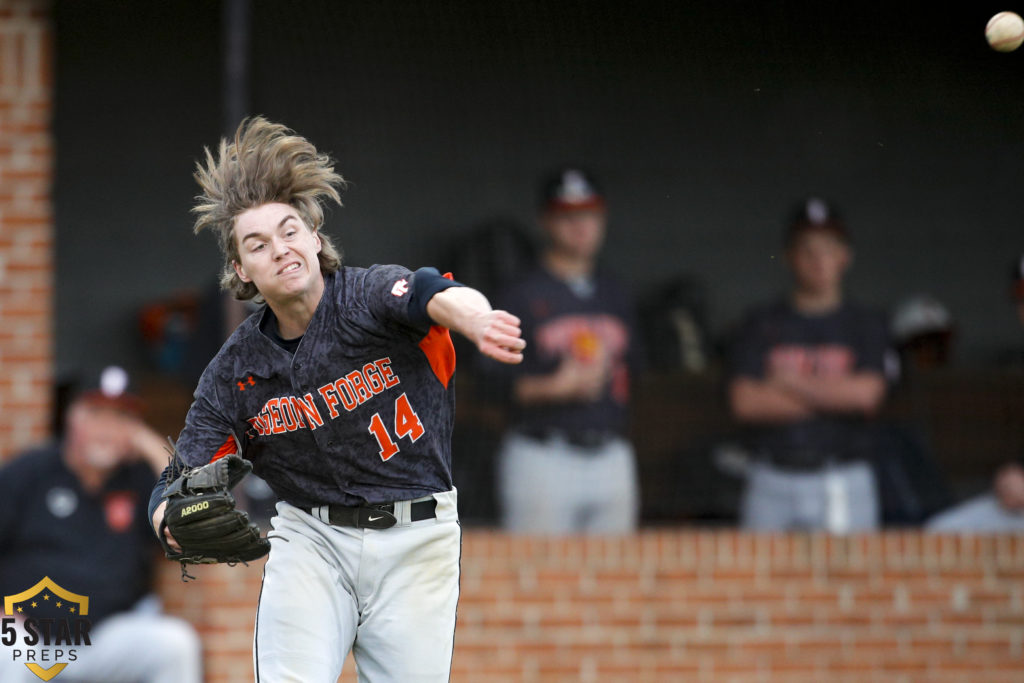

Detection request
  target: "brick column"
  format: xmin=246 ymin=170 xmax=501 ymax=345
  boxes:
xmin=0 ymin=0 xmax=52 ymax=461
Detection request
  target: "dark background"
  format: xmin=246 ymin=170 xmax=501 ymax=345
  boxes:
xmin=51 ymin=1 xmax=1024 ymax=523
xmin=54 ymin=1 xmax=1024 ymax=380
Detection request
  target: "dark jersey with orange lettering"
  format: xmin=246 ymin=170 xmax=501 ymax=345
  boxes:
xmin=149 ymin=265 xmax=460 ymax=513
xmin=729 ymin=299 xmax=889 ymax=468
xmin=493 ymin=265 xmax=641 ymax=437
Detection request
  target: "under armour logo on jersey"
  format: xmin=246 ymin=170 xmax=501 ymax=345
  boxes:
xmin=391 ymin=279 xmax=409 ymax=297
xmin=237 ymin=376 xmax=256 ymax=391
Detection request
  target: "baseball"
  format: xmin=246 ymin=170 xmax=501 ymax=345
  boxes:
xmin=985 ymin=11 xmax=1024 ymax=52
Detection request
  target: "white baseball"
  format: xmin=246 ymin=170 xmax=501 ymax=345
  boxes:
xmin=986 ymin=11 xmax=1024 ymax=52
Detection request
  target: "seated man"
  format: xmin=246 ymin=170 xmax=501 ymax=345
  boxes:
xmin=0 ymin=366 xmax=201 ymax=683
xmin=927 ymin=255 xmax=1024 ymax=532
xmin=927 ymin=461 xmax=1024 ymax=532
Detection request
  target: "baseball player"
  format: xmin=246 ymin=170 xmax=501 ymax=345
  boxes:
xmin=728 ymin=198 xmax=889 ymax=532
xmin=148 ymin=117 xmax=525 ymax=681
xmin=491 ymin=168 xmax=643 ymax=534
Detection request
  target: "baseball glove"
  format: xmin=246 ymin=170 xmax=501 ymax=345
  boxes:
xmin=159 ymin=452 xmax=270 ymax=577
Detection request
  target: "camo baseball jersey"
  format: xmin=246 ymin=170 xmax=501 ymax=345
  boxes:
xmin=149 ymin=264 xmax=461 ymax=515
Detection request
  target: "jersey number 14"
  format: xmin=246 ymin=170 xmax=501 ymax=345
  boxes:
xmin=368 ymin=392 xmax=425 ymax=461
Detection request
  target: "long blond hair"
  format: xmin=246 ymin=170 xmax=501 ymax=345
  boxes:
xmin=192 ymin=116 xmax=345 ymax=300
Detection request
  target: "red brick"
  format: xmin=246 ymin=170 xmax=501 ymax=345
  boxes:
xmin=708 ymin=608 xmax=761 ymax=628
xmin=991 ymin=611 xmax=1024 ymax=627
xmin=769 ymin=610 xmax=818 ymax=627
xmin=151 ymin=522 xmax=1024 ymax=679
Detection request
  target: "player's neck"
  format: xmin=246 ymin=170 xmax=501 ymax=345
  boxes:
xmin=791 ymin=286 xmax=843 ymax=314
xmin=543 ymin=250 xmax=595 ymax=281
xmin=269 ymin=303 xmax=317 ymax=339
xmin=265 ymin=277 xmax=325 ymax=339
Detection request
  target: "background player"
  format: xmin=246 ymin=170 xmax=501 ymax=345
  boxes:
xmin=149 ymin=117 xmax=524 ymax=681
xmin=491 ymin=167 xmax=642 ymax=534
xmin=728 ymin=198 xmax=889 ymax=532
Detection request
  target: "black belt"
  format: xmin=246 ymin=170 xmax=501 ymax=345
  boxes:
xmin=758 ymin=452 xmax=856 ymax=473
xmin=307 ymin=499 xmax=437 ymax=529
xmin=520 ymin=428 xmax=618 ymax=449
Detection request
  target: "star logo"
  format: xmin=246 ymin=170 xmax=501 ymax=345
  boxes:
xmin=5 ymin=580 xmax=88 ymax=618
xmin=4 ymin=577 xmax=91 ymax=681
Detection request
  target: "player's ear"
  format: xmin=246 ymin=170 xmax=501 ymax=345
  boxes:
xmin=233 ymin=260 xmax=251 ymax=283
xmin=312 ymin=229 xmax=322 ymax=254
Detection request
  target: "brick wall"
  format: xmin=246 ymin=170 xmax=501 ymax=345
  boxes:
xmin=0 ymin=0 xmax=52 ymax=461
xmin=157 ymin=530 xmax=1024 ymax=682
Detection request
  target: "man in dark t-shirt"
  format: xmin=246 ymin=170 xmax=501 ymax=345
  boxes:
xmin=728 ymin=199 xmax=889 ymax=532
xmin=0 ymin=366 xmax=200 ymax=683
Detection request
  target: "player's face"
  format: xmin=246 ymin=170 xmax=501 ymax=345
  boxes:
xmin=787 ymin=229 xmax=851 ymax=295
xmin=232 ymin=202 xmax=324 ymax=305
xmin=542 ymin=207 xmax=606 ymax=261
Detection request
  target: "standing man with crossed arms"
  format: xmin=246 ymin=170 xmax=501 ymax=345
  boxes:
xmin=149 ymin=117 xmax=525 ymax=681
xmin=492 ymin=168 xmax=642 ymax=535
xmin=728 ymin=198 xmax=889 ymax=532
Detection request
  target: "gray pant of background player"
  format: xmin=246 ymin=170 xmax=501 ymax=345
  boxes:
xmin=254 ymin=490 xmax=461 ymax=682
xmin=740 ymin=460 xmax=880 ymax=532
xmin=926 ymin=493 xmax=1024 ymax=532
xmin=498 ymin=431 xmax=639 ymax=534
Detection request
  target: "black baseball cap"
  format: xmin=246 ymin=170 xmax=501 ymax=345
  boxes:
xmin=73 ymin=365 xmax=144 ymax=416
xmin=539 ymin=167 xmax=605 ymax=212
xmin=785 ymin=197 xmax=849 ymax=247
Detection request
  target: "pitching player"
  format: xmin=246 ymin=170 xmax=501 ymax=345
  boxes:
xmin=148 ymin=117 xmax=525 ymax=682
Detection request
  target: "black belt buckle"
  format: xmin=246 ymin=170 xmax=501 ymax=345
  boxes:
xmin=319 ymin=498 xmax=437 ymax=529
xmin=327 ymin=505 xmax=396 ymax=529
xmin=359 ymin=505 xmax=397 ymax=529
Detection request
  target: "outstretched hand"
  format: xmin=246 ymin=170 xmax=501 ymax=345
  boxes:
xmin=472 ymin=310 xmax=526 ymax=364
xmin=424 ymin=286 xmax=526 ymax=364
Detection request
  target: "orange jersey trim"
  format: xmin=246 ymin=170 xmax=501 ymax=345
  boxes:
xmin=210 ymin=436 xmax=238 ymax=462
xmin=418 ymin=271 xmax=457 ymax=389
xmin=419 ymin=326 xmax=456 ymax=389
